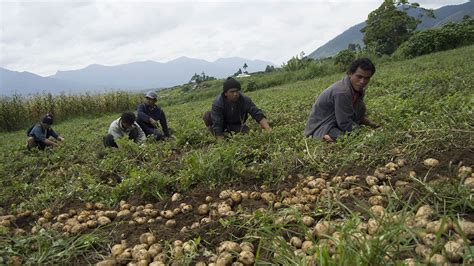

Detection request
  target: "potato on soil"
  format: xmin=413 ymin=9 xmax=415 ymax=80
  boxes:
xmin=238 ymin=250 xmax=255 ymax=265
xmin=415 ymin=205 xmax=434 ymax=219
xmin=290 ymin=236 xmax=303 ymax=248
xmin=111 ymin=244 xmax=125 ymax=257
xmin=423 ymin=158 xmax=439 ymax=168
xmin=454 ymin=219 xmax=474 ymax=238
xmin=240 ymin=242 xmax=254 ymax=252
xmin=171 ymin=193 xmax=182 ymax=202
xmin=165 ymin=219 xmax=176 ymax=228
xmin=365 ymin=175 xmax=379 ymax=186
xmin=218 ymin=241 xmax=241 ymax=254
xmin=313 ymin=221 xmax=335 ymax=238
xmin=216 ymin=251 xmax=233 ymax=266
xmin=139 ymin=232 xmax=157 ymax=245
xmin=444 ymin=241 xmax=463 ymax=262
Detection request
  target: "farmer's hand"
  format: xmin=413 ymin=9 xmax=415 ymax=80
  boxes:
xmin=149 ymin=118 xmax=158 ymax=127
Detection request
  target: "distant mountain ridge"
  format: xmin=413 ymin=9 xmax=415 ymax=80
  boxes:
xmin=308 ymin=1 xmax=474 ymax=59
xmin=0 ymin=57 xmax=274 ymax=96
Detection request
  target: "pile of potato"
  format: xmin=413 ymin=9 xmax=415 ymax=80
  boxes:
xmin=96 ymin=233 xmax=256 ymax=266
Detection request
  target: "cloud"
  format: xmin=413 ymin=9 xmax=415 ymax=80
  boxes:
xmin=0 ymin=0 xmax=468 ymax=76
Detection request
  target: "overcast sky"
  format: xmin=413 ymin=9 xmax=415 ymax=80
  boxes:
xmin=0 ymin=0 xmax=468 ymax=76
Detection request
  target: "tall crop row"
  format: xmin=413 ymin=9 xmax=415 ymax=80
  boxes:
xmin=0 ymin=91 xmax=142 ymax=131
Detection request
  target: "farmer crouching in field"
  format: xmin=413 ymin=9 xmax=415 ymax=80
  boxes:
xmin=26 ymin=114 xmax=64 ymax=150
xmin=203 ymin=77 xmax=272 ymax=141
xmin=304 ymin=58 xmax=379 ymax=142
xmin=103 ymin=112 xmax=146 ymax=148
xmin=136 ymin=91 xmax=171 ymax=141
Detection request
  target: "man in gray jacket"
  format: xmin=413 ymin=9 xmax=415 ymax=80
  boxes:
xmin=103 ymin=112 xmax=146 ymax=148
xmin=203 ymin=77 xmax=272 ymax=140
xmin=304 ymin=58 xmax=379 ymax=142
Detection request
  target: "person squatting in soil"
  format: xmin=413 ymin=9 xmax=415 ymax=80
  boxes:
xmin=136 ymin=91 xmax=171 ymax=141
xmin=26 ymin=113 xmax=65 ymax=150
xmin=304 ymin=58 xmax=379 ymax=142
xmin=203 ymin=77 xmax=272 ymax=141
xmin=103 ymin=112 xmax=146 ymax=148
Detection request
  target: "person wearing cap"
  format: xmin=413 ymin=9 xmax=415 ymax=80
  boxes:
xmin=26 ymin=114 xmax=64 ymax=150
xmin=103 ymin=112 xmax=146 ymax=148
xmin=136 ymin=91 xmax=170 ymax=140
xmin=304 ymin=58 xmax=379 ymax=142
xmin=203 ymin=77 xmax=272 ymax=140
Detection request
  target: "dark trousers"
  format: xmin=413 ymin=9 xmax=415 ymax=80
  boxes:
xmin=202 ymin=111 xmax=249 ymax=136
xmin=139 ymin=123 xmax=165 ymax=141
xmin=27 ymin=137 xmax=46 ymax=150
xmin=103 ymin=128 xmax=140 ymax=148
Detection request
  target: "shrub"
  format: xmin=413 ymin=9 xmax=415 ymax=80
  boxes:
xmin=395 ymin=18 xmax=474 ymax=58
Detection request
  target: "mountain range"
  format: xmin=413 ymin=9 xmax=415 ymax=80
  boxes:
xmin=308 ymin=0 xmax=474 ymax=59
xmin=0 ymin=57 xmax=273 ymax=96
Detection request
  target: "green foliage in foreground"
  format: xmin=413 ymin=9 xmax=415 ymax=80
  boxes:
xmin=0 ymin=45 xmax=472 ymax=214
xmin=0 ymin=229 xmax=108 ymax=264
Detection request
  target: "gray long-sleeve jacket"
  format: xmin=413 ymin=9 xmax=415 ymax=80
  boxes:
xmin=211 ymin=92 xmax=266 ymax=136
xmin=304 ymin=75 xmax=366 ymax=138
xmin=108 ymin=118 xmax=146 ymax=142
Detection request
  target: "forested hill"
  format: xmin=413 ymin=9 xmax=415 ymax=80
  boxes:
xmin=308 ymin=1 xmax=474 ymax=59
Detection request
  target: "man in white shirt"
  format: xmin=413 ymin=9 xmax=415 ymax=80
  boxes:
xmin=103 ymin=112 xmax=146 ymax=148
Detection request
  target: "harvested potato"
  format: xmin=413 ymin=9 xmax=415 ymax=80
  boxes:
xmin=426 ymin=219 xmax=451 ymax=234
xmin=140 ymin=233 xmax=156 ymax=246
xmin=97 ymin=216 xmax=111 ymax=226
xmin=367 ymin=218 xmax=379 ymax=235
xmin=429 ymin=254 xmax=447 ymax=264
xmin=464 ymin=177 xmax=474 ymax=189
xmin=111 ymin=244 xmax=125 ymax=257
xmin=240 ymin=242 xmax=254 ymax=252
xmin=444 ymin=241 xmax=463 ymax=262
xmin=415 ymin=244 xmax=431 ymax=259
xmin=261 ymin=192 xmax=276 ymax=203
xmin=454 ymin=219 xmax=474 ymax=238
xmin=368 ymin=195 xmax=384 ymax=206
xmin=422 ymin=233 xmax=437 ymax=247
xmin=370 ymin=205 xmax=385 ymax=218
xmin=313 ymin=221 xmax=334 ymax=238
xmin=290 ymin=236 xmax=303 ymax=248
xmin=238 ymin=250 xmax=255 ymax=265
xmin=161 ymin=210 xmax=174 ymax=219
xmin=217 ymin=202 xmax=232 ymax=216
xmin=301 ymin=241 xmax=313 ymax=252
xmin=165 ymin=219 xmax=176 ymax=228
xmin=231 ymin=192 xmax=243 ymax=204
xmin=302 ymin=216 xmax=315 ymax=227
xmin=423 ymin=158 xmax=439 ymax=168
xmin=216 ymin=251 xmax=233 ymax=266
xmin=180 ymin=204 xmax=193 ymax=214
xmin=218 ymin=241 xmax=241 ymax=254
xmin=415 ymin=205 xmax=434 ymax=219
xmin=219 ymin=190 xmax=232 ymax=200
xmin=171 ymin=193 xmax=182 ymax=202
xmin=365 ymin=176 xmax=379 ymax=186
xmin=117 ymin=210 xmax=131 ymax=220
xmin=96 ymin=259 xmax=116 ymax=266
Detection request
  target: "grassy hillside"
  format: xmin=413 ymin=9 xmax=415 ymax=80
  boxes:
xmin=0 ymin=46 xmax=473 ymax=264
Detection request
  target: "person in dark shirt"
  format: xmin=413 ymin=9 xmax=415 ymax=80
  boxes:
xmin=136 ymin=91 xmax=170 ymax=141
xmin=304 ymin=58 xmax=379 ymax=142
xmin=26 ymin=114 xmax=64 ymax=150
xmin=203 ymin=77 xmax=272 ymax=140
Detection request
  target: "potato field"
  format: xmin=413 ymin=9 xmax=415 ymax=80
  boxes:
xmin=0 ymin=46 xmax=473 ymax=265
